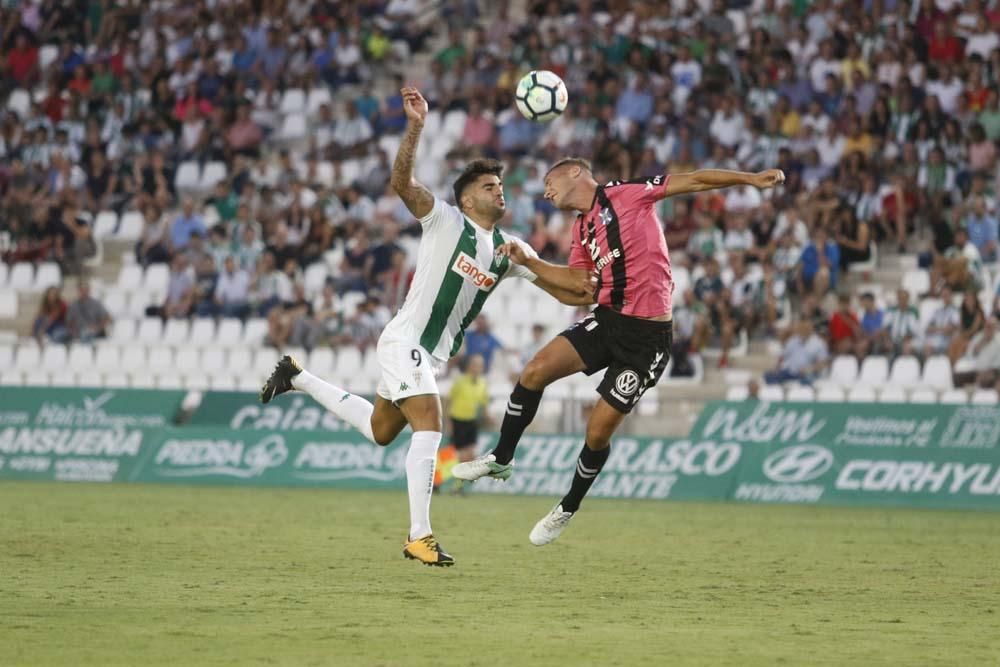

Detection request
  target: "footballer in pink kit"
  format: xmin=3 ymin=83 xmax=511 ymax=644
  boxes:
xmin=454 ymin=157 xmax=784 ymax=545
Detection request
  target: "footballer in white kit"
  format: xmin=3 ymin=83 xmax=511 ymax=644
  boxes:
xmin=375 ymin=197 xmax=538 ymax=405
xmin=260 ymin=87 xmax=595 ymax=567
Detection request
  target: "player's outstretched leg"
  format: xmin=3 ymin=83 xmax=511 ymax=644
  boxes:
xmin=261 ymin=355 xmax=380 ymax=444
xmin=530 ymin=399 xmax=625 ymax=546
xmin=453 ymin=337 xmax=586 ymax=482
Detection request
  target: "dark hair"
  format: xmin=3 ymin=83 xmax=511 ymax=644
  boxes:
xmin=545 ymin=156 xmax=592 ymax=178
xmin=452 ymin=158 xmax=504 ymax=208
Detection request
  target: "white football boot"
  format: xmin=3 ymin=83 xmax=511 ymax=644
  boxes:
xmin=529 ymin=504 xmax=575 ymax=546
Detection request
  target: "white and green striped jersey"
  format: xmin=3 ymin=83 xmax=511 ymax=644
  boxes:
xmin=382 ymin=197 xmax=538 ymax=361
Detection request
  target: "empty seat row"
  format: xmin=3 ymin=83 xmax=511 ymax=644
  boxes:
xmin=728 ymin=384 xmax=999 ymax=405
xmin=1 ymin=261 xmax=62 ymax=292
xmin=822 ymin=355 xmax=952 ymax=390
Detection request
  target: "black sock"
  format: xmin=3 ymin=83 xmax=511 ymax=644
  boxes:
xmin=491 ymin=382 xmax=543 ymax=465
xmin=560 ymin=444 xmax=610 ymax=513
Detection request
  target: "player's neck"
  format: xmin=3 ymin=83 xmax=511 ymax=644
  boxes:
xmin=569 ymin=181 xmax=598 ymax=213
xmin=464 ymin=211 xmax=498 ymax=232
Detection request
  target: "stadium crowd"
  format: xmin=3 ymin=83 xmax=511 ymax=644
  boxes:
xmin=3 ymin=0 xmax=1000 ymax=391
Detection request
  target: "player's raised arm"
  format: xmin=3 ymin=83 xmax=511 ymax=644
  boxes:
xmin=390 ymin=87 xmax=434 ymax=219
xmin=496 ymin=241 xmax=596 ymax=305
xmin=661 ymin=168 xmax=785 ymax=199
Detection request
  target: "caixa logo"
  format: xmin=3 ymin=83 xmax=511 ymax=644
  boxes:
xmin=763 ymin=445 xmax=834 ymax=483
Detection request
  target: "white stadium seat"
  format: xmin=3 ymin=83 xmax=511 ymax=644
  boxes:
xmin=102 ymin=290 xmax=128 ymax=318
xmin=200 ymin=161 xmax=228 ymax=191
xmin=189 ymin=318 xmax=217 ymax=344
xmin=336 ymin=346 xmax=364 ymax=377
xmin=199 ymin=345 xmax=228 ymax=375
xmin=921 ymin=355 xmax=953 ymax=390
xmin=309 ymin=348 xmax=335 ymax=377
xmin=280 ymin=88 xmax=307 ymax=114
xmin=726 ymin=385 xmax=750 ymax=401
xmin=306 ymin=87 xmax=332 ymax=115
xmin=144 ymin=264 xmax=170 ymax=293
xmin=828 ymin=355 xmax=858 ymax=386
xmin=117 ymin=264 xmax=143 ymax=292
xmin=209 ymin=375 xmax=237 ymax=391
xmin=786 ymin=385 xmax=816 ymax=402
xmin=6 ymin=88 xmax=30 ymax=117
xmin=8 ymin=263 xmax=34 ymax=290
xmin=120 ymin=344 xmax=147 ymax=372
xmin=68 ymin=345 xmax=94 ymax=373
xmin=243 ymin=318 xmax=268 ymax=345
xmin=34 ymin=262 xmax=62 ymax=290
xmin=117 ymin=211 xmax=144 ymax=240
xmin=0 ymin=343 xmax=13 ymax=369
xmin=279 ymin=112 xmax=308 ymax=141
xmin=94 ymin=211 xmax=118 ymax=239
xmin=847 ymin=386 xmax=877 ymax=403
xmin=174 ymin=161 xmax=201 ymax=191
xmin=155 ymin=373 xmax=184 ymax=389
xmin=111 ymin=318 xmax=136 ymax=342
xmin=304 ymin=263 xmax=329 ymax=297
xmin=217 ymin=318 xmax=244 ymax=345
xmin=95 ymin=344 xmax=121 ymax=373
xmin=888 ymin=355 xmax=921 ymax=388
xmin=147 ymin=345 xmax=175 ymax=373
xmin=971 ymin=389 xmax=999 ymax=405
xmin=136 ymin=317 xmax=163 ymax=342
xmin=879 ymin=385 xmax=906 ymax=403
xmin=816 ymin=386 xmax=845 ymax=402
xmin=909 ymin=388 xmax=938 ymax=404
xmin=130 ymin=372 xmax=157 ymax=389
xmin=858 ymin=356 xmax=889 ymax=387
xmin=253 ymin=348 xmax=280 ymax=378
xmin=102 ymin=372 xmax=130 ymax=388
xmin=939 ymin=389 xmax=968 ymax=405
xmin=0 ymin=291 xmax=17 ymax=318
xmin=0 ymin=262 xmax=8 ymax=286
xmin=175 ymin=347 xmax=201 ymax=374
xmin=901 ymin=269 xmax=930 ymax=301
xmin=24 ymin=372 xmax=48 ymax=386
xmin=162 ymin=319 xmax=191 ymax=345
xmin=49 ymin=369 xmax=77 ymax=387
xmin=227 ymin=347 xmax=254 ymax=374
xmin=759 ymin=385 xmax=784 ymax=401
xmin=41 ymin=344 xmax=68 ymax=372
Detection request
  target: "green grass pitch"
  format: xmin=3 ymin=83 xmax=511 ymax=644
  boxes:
xmin=2 ymin=482 xmax=998 ymax=666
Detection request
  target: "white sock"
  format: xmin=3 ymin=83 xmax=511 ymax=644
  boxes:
xmin=406 ymin=431 xmax=442 ymax=540
xmin=292 ymin=369 xmax=376 ymax=444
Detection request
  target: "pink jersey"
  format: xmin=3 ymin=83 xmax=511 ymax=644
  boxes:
xmin=568 ymin=175 xmax=673 ymax=318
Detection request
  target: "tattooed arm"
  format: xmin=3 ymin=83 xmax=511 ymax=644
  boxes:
xmin=390 ymin=87 xmax=434 ymax=219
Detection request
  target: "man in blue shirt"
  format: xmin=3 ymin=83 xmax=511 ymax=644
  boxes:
xmin=963 ymin=196 xmax=999 ymax=262
xmin=798 ymin=226 xmax=840 ymax=297
xmin=463 ymin=316 xmax=504 ymax=373
xmin=171 ymin=197 xmax=207 ymax=251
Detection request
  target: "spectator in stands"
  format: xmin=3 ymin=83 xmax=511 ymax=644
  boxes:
xmin=950 ymin=290 xmax=987 ymax=364
xmin=33 ymin=286 xmax=69 ymax=346
xmin=923 ymin=286 xmax=961 ymax=359
xmin=828 ymin=294 xmax=861 ymax=356
xmin=66 ymin=281 xmax=110 ymax=343
xmin=250 ymin=251 xmax=292 ymax=316
xmin=333 ymin=101 xmax=374 ymax=157
xmin=149 ymin=254 xmax=194 ymax=320
xmin=463 ymin=316 xmax=503 ymax=373
xmin=962 ymin=196 xmax=999 ymax=263
xmin=882 ymin=289 xmax=922 ymax=358
xmin=833 ymin=204 xmax=871 ymax=272
xmin=764 ymin=320 xmax=829 ymax=385
xmin=192 ymin=254 xmax=220 ymax=318
xmin=227 ymin=104 xmax=263 ymax=158
xmin=213 ymin=256 xmax=251 ymax=320
xmin=931 ymin=227 xmax=986 ymax=295
xmin=964 ymin=319 xmax=1000 ymax=389
xmin=348 ymin=295 xmax=391 ymax=352
xmin=336 ymin=228 xmax=372 ymax=294
xmin=797 ymin=225 xmax=839 ymax=298
xmin=170 ymin=197 xmax=207 ymax=252
xmin=267 ymin=283 xmax=319 ymax=350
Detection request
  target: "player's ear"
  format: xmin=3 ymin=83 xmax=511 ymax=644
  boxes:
xmin=570 ymin=166 xmax=581 ymax=179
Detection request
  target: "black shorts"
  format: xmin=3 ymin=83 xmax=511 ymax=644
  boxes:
xmin=450 ymin=418 xmax=479 ymax=449
xmin=560 ymin=306 xmax=673 ymax=414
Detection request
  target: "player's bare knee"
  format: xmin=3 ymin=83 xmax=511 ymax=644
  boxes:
xmin=521 ymin=357 xmax=555 ymax=390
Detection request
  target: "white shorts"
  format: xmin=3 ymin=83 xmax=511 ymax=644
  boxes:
xmin=374 ymin=331 xmax=446 ymax=404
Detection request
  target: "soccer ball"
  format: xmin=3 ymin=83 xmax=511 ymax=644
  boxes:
xmin=515 ymin=70 xmax=568 ymax=122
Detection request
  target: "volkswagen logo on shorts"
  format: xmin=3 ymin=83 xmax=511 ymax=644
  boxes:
xmin=615 ymin=370 xmax=640 ymax=396
xmin=763 ymin=445 xmax=833 ymax=483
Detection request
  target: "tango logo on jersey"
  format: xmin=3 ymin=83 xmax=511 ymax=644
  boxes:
xmin=451 ymin=252 xmax=497 ymax=290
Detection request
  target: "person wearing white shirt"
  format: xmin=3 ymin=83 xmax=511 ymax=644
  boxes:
xmin=215 ymin=256 xmax=251 ymax=318
xmin=923 ymin=286 xmax=960 ymax=357
xmin=670 ymin=46 xmax=702 ymax=107
xmin=809 ymin=42 xmax=842 ymax=92
xmin=333 ymin=102 xmax=374 ymax=155
xmin=709 ymin=96 xmax=746 ymax=149
xmin=965 ymin=16 xmax=1000 ymax=59
xmin=924 ymin=65 xmax=964 ymax=115
xmin=815 ymin=125 xmax=845 ymax=168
